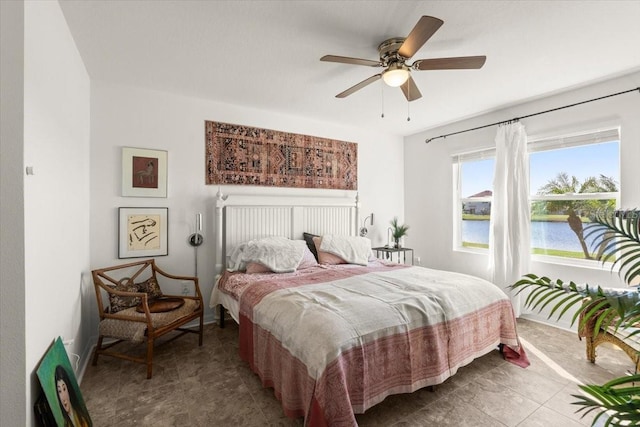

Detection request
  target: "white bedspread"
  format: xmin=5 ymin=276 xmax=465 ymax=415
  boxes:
xmin=254 ymin=265 xmax=513 ymax=377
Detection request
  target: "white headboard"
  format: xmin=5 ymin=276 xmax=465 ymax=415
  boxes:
xmin=214 ymin=191 xmax=359 ymax=274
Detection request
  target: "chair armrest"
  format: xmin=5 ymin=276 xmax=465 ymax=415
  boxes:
xmin=99 ymin=284 xmax=146 ymax=299
xmin=578 ymin=298 xmax=601 ymax=336
xmin=95 ymin=281 xmax=153 ymax=322
xmin=578 ymin=297 xmax=619 ymax=338
xmin=153 ymin=264 xmax=197 ymax=282
xmin=153 ymin=265 xmax=203 ymax=302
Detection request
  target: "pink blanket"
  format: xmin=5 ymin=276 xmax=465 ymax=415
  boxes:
xmin=219 ymin=262 xmax=528 ymax=426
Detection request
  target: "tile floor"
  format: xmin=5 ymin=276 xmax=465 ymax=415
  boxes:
xmin=80 ymin=319 xmax=633 ymax=426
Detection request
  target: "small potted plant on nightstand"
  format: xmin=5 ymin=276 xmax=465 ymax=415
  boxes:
xmin=390 ymin=217 xmax=409 ymax=248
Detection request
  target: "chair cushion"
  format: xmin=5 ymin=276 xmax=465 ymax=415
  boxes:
xmin=99 ymin=298 xmax=201 ymax=342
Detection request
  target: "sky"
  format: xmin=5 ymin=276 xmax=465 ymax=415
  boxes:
xmin=461 ymin=141 xmax=619 ymax=198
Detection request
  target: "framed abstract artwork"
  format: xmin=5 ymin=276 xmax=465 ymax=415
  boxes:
xmin=121 ymin=147 xmax=167 ymax=197
xmin=118 ymin=207 xmax=168 ymax=258
xmin=36 ymin=337 xmax=92 ymax=426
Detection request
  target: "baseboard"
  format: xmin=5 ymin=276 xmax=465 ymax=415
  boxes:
xmin=76 ymin=340 xmax=95 ymax=384
xmin=519 ymin=313 xmax=575 ymax=333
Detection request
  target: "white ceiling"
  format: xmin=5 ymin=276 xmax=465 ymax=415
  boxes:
xmin=59 ymin=1 xmax=640 ymax=137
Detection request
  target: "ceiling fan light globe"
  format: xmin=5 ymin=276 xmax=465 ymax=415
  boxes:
xmin=382 ymin=68 xmax=409 ymax=87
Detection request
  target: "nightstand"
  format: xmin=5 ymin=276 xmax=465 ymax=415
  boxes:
xmin=372 ymin=247 xmax=414 ymax=265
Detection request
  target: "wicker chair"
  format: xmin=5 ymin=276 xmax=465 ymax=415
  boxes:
xmin=92 ymin=259 xmax=204 ymax=378
xmin=578 ymin=298 xmax=640 ymax=372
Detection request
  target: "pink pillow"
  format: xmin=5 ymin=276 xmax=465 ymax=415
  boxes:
xmin=313 ymin=236 xmax=347 ymax=265
xmin=298 ymin=245 xmax=319 ymax=269
xmin=245 ymin=262 xmax=272 ymax=274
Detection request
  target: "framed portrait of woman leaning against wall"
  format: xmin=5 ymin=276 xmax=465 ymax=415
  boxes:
xmin=36 ymin=337 xmax=92 ymax=426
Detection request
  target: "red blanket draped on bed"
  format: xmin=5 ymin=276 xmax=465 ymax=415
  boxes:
xmin=220 ymin=262 xmax=528 ymax=426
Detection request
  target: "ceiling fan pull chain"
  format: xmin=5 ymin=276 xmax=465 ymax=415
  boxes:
xmin=407 ymin=88 xmax=411 ymax=121
xmin=381 ymin=81 xmax=385 ymax=118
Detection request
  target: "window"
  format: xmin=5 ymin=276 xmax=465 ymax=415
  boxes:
xmin=454 ymin=128 xmax=620 ymax=261
xmin=529 ymin=129 xmax=619 ymax=260
xmin=454 ymin=149 xmax=495 ymax=250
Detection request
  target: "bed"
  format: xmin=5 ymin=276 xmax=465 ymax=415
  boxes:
xmin=209 ymin=192 xmax=528 ymax=426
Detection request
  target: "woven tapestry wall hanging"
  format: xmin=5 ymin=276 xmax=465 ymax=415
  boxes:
xmin=205 ymin=121 xmax=357 ymax=190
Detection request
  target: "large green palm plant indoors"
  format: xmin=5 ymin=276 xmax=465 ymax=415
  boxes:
xmin=511 ymin=208 xmax=640 ymax=426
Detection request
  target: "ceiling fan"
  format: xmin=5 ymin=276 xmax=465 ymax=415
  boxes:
xmin=321 ymin=16 xmax=486 ymax=102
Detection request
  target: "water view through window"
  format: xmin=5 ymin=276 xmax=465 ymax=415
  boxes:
xmin=459 ymin=139 xmax=619 ymax=259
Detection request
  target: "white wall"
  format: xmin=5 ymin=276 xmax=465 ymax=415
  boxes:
xmin=23 ymin=1 xmax=91 ymax=425
xmin=89 ymin=82 xmax=405 ymax=328
xmin=0 ymin=1 xmax=26 ymax=425
xmin=3 ymin=3 xmax=402 ymax=422
xmin=404 ymin=71 xmax=640 ymax=330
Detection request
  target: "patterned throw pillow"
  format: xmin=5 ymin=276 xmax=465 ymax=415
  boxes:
xmin=108 ymin=277 xmax=164 ymax=313
xmin=136 ymin=277 xmax=163 ymax=299
xmin=108 ymin=279 xmax=141 ymax=313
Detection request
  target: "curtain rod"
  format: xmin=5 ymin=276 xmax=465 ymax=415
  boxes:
xmin=424 ymin=86 xmax=640 ymax=144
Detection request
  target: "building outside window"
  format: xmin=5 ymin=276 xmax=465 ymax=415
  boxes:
xmin=456 ymin=152 xmax=494 ymax=250
xmin=454 ymin=127 xmax=620 ymax=262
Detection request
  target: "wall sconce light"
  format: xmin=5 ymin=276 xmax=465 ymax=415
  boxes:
xmin=188 ymin=213 xmax=204 ymax=247
xmin=359 ymin=213 xmax=374 ymax=237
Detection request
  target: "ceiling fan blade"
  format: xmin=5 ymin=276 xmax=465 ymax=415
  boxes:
xmin=321 ymin=55 xmax=382 ymax=67
xmin=400 ymin=75 xmax=422 ymax=102
xmin=414 ymin=56 xmax=487 ymax=70
xmin=398 ymin=16 xmax=444 ymax=59
xmin=336 ymin=74 xmax=382 ymax=98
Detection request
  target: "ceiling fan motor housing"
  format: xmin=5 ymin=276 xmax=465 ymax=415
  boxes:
xmin=378 ymin=37 xmax=408 ymax=66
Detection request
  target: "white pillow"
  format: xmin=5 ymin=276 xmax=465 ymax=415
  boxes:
xmin=246 ymin=244 xmax=318 ymax=273
xmin=318 ymin=235 xmax=371 ymax=266
xmin=227 ymin=242 xmax=248 ymax=271
xmin=243 ymin=236 xmax=306 ymax=273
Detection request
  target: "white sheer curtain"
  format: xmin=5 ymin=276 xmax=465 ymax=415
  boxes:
xmin=489 ymin=122 xmax=530 ymax=316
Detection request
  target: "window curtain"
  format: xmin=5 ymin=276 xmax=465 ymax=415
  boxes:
xmin=488 ymin=122 xmax=530 ymax=316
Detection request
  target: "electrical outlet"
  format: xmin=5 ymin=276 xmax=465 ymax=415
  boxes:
xmin=415 ymin=256 xmax=421 ymax=265
xmin=181 ymin=281 xmax=189 ymax=296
